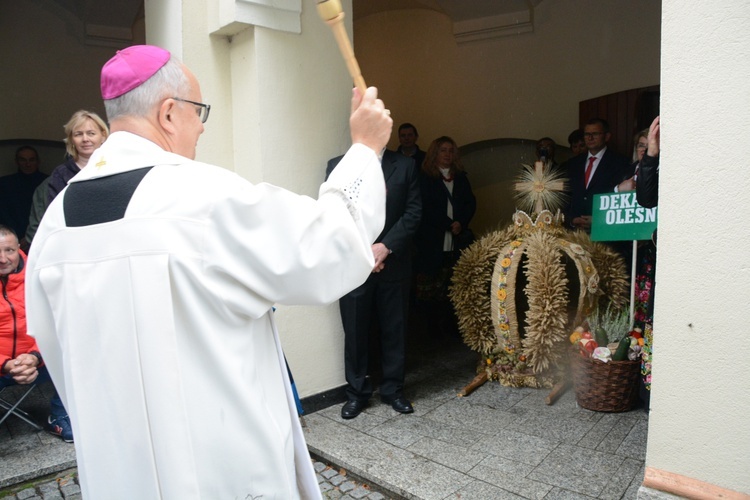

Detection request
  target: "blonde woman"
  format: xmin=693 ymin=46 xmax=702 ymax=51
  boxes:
xmin=47 ymin=110 xmax=109 ymax=204
xmin=414 ymin=136 xmax=476 ymax=337
xmin=416 ymin=136 xmax=476 ymax=280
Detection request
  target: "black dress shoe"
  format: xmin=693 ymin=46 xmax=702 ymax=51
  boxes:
xmin=383 ymin=397 xmax=413 ymax=414
xmin=341 ymin=400 xmax=367 ymax=419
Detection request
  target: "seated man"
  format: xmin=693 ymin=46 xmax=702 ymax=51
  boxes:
xmin=0 ymin=225 xmax=72 ymax=442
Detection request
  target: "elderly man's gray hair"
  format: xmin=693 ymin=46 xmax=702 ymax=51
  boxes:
xmin=104 ymin=56 xmax=190 ymax=122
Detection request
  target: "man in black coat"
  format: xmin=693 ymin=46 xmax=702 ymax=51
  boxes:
xmin=326 ymin=150 xmax=421 ymax=419
xmin=565 ymin=118 xmax=631 ymax=231
xmin=0 ymin=146 xmax=48 ymax=242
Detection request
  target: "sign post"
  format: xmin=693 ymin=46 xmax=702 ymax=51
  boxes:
xmin=590 ymin=192 xmax=658 ymax=327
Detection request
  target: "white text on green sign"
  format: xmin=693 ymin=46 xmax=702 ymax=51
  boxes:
xmin=590 ymin=192 xmax=658 ymax=241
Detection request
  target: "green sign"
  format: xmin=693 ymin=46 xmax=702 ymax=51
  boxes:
xmin=590 ymin=192 xmax=658 ymax=241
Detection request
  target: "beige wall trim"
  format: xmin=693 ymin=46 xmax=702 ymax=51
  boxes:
xmin=209 ymin=0 xmax=301 ymax=37
xmin=644 ymin=467 xmax=750 ymax=500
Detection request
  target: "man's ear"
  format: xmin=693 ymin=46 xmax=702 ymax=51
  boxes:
xmin=158 ymin=98 xmax=178 ymax=135
xmin=605 ymin=132 xmax=612 ymax=143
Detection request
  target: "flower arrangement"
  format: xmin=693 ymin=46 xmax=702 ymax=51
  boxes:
xmin=641 ymin=323 xmax=653 ymax=390
xmin=569 ymin=324 xmax=644 ymax=363
xmin=634 ymin=265 xmax=654 ymax=326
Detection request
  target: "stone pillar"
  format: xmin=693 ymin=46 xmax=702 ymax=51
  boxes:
xmin=143 ymin=0 xmax=358 ymax=396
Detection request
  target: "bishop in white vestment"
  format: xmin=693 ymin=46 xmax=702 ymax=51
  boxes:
xmin=26 ymin=45 xmax=391 ymax=500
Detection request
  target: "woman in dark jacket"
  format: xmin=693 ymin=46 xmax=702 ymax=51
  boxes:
xmin=47 ymin=110 xmax=109 ymax=205
xmin=414 ymin=136 xmax=476 ymax=311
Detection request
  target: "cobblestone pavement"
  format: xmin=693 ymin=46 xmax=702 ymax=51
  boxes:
xmin=0 ymin=469 xmax=80 ymax=500
xmin=0 ymin=459 xmax=393 ymax=500
xmin=313 ymin=459 xmax=393 ymax=499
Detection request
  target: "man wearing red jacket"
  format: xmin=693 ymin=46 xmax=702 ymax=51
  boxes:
xmin=0 ymin=225 xmax=71 ymax=442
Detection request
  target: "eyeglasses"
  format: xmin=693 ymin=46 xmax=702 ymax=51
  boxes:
xmin=636 ymin=143 xmax=648 ymax=150
xmin=583 ymin=132 xmax=604 ymax=138
xmin=172 ymin=97 xmax=211 ymax=123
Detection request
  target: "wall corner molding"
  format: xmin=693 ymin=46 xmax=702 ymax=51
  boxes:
xmin=209 ymin=0 xmax=301 ymax=37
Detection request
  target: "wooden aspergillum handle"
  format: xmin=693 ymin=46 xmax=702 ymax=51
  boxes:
xmin=317 ymin=0 xmax=367 ymax=94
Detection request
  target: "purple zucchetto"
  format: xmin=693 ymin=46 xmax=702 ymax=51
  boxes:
xmin=101 ymin=45 xmax=171 ymax=100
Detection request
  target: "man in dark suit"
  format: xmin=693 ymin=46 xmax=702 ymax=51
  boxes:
xmin=326 ymin=150 xmax=421 ymax=419
xmin=566 ymin=118 xmax=631 ymax=231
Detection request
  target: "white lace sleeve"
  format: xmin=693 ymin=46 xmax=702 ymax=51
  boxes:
xmin=319 ymin=143 xmax=386 ymax=244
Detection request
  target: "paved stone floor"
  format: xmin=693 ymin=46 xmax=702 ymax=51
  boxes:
xmin=0 ymin=321 xmax=649 ymax=499
xmin=304 ymin=334 xmax=649 ymax=500
xmin=0 ymin=383 xmax=76 ymax=491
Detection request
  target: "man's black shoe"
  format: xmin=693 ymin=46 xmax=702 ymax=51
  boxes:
xmin=382 ymin=397 xmax=413 ymax=414
xmin=341 ymin=400 xmax=367 ymax=419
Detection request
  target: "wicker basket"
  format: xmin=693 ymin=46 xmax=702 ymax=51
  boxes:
xmin=569 ymin=348 xmax=640 ymax=412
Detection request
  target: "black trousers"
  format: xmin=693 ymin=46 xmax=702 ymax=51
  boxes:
xmin=339 ymin=277 xmax=409 ymax=402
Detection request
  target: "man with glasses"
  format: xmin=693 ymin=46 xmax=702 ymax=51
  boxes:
xmin=26 ymin=45 xmax=392 ymax=499
xmin=565 ymin=118 xmax=630 ymax=231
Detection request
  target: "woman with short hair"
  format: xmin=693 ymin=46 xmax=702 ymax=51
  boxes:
xmin=47 ymin=110 xmax=109 ymax=205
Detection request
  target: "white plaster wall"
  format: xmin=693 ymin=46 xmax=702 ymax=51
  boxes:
xmin=646 ymin=0 xmax=750 ymax=494
xmin=172 ymin=0 xmax=356 ymax=396
xmin=354 ymin=0 xmax=661 ymax=151
xmin=249 ymin=4 xmax=357 ymax=396
xmin=144 ymin=0 xmax=182 ymax=57
xmin=180 ymin=2 xmax=235 ymax=174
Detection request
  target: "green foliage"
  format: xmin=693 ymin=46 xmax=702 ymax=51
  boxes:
xmin=589 ymin=303 xmax=630 ymax=344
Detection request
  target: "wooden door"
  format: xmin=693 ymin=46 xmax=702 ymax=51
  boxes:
xmin=579 ymin=85 xmax=660 ymax=159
